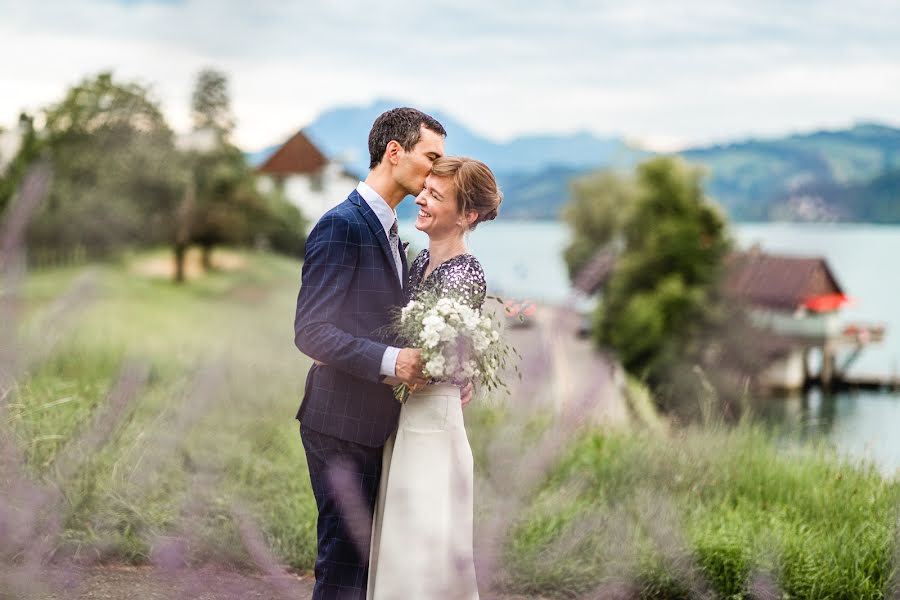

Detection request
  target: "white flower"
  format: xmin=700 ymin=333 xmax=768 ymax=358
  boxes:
xmin=444 ymin=354 xmax=459 ymax=376
xmin=422 ymin=314 xmax=446 ymax=333
xmin=436 ymin=297 xmax=455 ymax=316
xmin=392 ymin=293 xmax=510 ymax=397
xmin=462 ymin=360 xmax=476 ymax=378
xmin=425 ymin=354 xmax=446 ymax=378
xmin=473 ymin=331 xmax=490 ymax=352
xmin=440 ymin=325 xmax=457 ymax=343
xmin=420 ymin=329 xmax=441 ymax=349
xmin=400 ymin=300 xmax=419 ymax=321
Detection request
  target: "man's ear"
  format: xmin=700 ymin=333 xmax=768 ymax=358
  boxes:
xmin=386 ymin=140 xmax=403 ymax=166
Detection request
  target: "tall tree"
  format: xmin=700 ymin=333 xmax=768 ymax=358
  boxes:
xmin=181 ymin=69 xmax=250 ymax=275
xmin=191 ymin=69 xmax=234 ymax=139
xmin=176 ymin=68 xmax=306 ymax=280
xmin=596 ymin=157 xmax=730 ymax=382
xmin=567 ymin=156 xmax=764 ymax=416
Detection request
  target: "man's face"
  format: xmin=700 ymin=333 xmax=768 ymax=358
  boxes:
xmin=395 ymin=126 xmax=444 ymax=197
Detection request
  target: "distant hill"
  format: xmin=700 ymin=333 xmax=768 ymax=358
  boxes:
xmin=248 ymin=99 xmax=643 ymax=220
xmin=300 ymin=98 xmax=642 ymax=176
xmin=247 ymin=101 xmax=900 ymax=223
xmin=682 ymin=122 xmax=900 ymax=222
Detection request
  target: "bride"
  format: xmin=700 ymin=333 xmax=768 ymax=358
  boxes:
xmin=367 ymin=156 xmax=502 ymax=600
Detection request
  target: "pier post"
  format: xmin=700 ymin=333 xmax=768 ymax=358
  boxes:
xmin=802 ymin=347 xmax=810 ymax=388
xmin=821 ymin=343 xmax=835 ymax=389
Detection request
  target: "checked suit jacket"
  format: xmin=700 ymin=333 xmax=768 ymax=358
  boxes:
xmin=294 ymin=189 xmax=409 ymax=448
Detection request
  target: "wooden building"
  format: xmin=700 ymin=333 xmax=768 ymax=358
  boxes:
xmin=255 ymin=130 xmax=359 ymax=227
xmin=724 ymin=247 xmax=882 ymax=390
xmin=576 ymin=244 xmax=884 ymax=390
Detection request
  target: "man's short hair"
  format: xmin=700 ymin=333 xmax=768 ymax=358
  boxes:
xmin=368 ymin=107 xmax=446 ymax=169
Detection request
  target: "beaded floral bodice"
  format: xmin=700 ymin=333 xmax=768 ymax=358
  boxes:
xmin=407 ymin=249 xmax=487 ymax=311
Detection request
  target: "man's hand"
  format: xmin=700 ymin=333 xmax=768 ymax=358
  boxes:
xmin=395 ymin=348 xmax=428 ymax=388
xmin=460 ymin=381 xmax=474 ymax=407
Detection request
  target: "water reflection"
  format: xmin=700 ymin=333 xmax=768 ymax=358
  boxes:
xmin=757 ymin=387 xmax=900 ymax=475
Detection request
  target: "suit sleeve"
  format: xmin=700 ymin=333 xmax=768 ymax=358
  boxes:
xmin=294 ymin=212 xmax=388 ymax=383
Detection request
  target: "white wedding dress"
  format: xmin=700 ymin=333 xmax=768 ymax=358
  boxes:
xmin=367 ymin=250 xmax=485 ymax=600
xmin=367 ymin=383 xmax=478 ymax=599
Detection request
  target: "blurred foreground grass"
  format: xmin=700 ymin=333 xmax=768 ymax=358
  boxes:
xmin=7 ymin=250 xmax=900 ymax=599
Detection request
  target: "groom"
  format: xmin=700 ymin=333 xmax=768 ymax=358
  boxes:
xmin=294 ymin=107 xmax=446 ymax=599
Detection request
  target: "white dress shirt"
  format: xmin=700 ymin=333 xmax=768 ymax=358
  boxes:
xmin=356 ymin=181 xmax=403 ymax=378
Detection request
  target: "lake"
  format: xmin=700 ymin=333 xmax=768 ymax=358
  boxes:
xmin=401 ymin=220 xmax=900 ymax=472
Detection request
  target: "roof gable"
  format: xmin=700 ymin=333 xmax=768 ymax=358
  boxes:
xmin=725 ymin=250 xmax=844 ymax=311
xmin=257 ymin=130 xmax=328 ymax=176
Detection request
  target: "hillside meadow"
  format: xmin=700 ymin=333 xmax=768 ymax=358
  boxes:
xmin=3 ymin=250 xmax=900 ymax=599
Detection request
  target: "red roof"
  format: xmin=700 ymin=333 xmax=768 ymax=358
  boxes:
xmin=803 ymin=293 xmax=852 ymax=312
xmin=725 ymin=250 xmax=845 ymax=312
xmin=257 ymin=130 xmax=328 ymax=176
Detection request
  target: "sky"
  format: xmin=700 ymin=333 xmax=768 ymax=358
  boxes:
xmin=2 ymin=0 xmax=900 ymax=152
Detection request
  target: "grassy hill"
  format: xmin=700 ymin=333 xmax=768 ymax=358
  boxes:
xmin=683 ymin=122 xmax=900 ymax=221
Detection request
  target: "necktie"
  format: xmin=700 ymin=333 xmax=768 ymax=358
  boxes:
xmin=388 ymin=218 xmax=403 ymax=284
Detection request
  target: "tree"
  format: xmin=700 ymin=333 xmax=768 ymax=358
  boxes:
xmin=179 ymin=69 xmax=253 ymax=275
xmin=568 ymin=156 xmax=764 ymax=417
xmin=189 ymin=144 xmax=261 ymax=270
xmin=597 ymin=157 xmax=729 ymax=383
xmin=191 ymin=69 xmax=234 ymax=139
xmin=0 ymin=114 xmax=42 ymax=217
xmin=562 ymin=170 xmax=635 ymax=282
xmin=173 ymin=68 xmax=306 ymax=281
xmin=15 ymin=73 xmax=184 ymax=261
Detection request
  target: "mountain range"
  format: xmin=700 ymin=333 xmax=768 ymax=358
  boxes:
xmin=248 ymin=100 xmax=900 ymax=223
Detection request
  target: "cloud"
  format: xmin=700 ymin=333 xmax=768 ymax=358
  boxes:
xmin=1 ymin=0 xmax=899 ymax=149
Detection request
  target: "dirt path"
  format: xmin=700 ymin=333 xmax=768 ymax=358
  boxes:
xmin=499 ymin=302 xmax=630 ymax=426
xmin=28 ymin=565 xmax=312 ymax=600
xmin=26 ymin=565 xmax=542 ymax=599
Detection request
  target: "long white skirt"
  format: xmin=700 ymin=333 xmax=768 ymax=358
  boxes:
xmin=367 ymin=383 xmax=479 ymax=600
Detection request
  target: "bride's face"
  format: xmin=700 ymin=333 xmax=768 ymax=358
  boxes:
xmin=414 ymin=174 xmax=464 ymax=239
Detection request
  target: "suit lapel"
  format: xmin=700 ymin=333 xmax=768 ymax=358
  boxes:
xmin=349 ymin=191 xmax=403 ymax=290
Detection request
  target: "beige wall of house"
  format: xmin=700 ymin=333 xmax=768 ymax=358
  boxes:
xmin=257 ymin=162 xmax=358 ymax=230
xmin=749 ymin=307 xmax=841 ymax=339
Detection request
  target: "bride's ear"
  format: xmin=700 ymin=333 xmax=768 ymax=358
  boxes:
xmin=465 ymin=210 xmax=478 ymax=227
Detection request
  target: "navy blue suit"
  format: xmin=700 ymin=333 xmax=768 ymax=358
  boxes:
xmin=294 ymin=189 xmax=408 ymax=599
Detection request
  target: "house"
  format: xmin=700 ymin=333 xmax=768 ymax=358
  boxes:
xmin=255 ymin=130 xmax=359 ymax=227
xmin=575 ymin=244 xmax=880 ymax=390
xmin=723 ymin=246 xmax=885 ymax=390
xmin=724 ymin=247 xmax=848 ymax=340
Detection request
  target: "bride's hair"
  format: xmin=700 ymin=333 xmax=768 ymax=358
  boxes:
xmin=430 ymin=157 xmax=502 ymax=231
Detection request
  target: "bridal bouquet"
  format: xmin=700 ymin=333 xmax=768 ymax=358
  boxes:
xmin=391 ymin=292 xmax=516 ymax=403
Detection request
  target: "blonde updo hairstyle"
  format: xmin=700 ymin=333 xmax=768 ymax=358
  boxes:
xmin=430 ymin=156 xmax=502 ymax=231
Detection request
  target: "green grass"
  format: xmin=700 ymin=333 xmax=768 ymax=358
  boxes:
xmin=8 ymin=249 xmax=315 ymax=567
xmin=7 ymin=250 xmax=900 ymax=599
xmin=502 ymin=422 xmax=900 ymax=598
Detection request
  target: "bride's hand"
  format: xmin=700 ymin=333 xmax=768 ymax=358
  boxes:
xmin=383 ymin=376 xmax=401 ymax=386
xmin=460 ymin=381 xmax=474 ymax=407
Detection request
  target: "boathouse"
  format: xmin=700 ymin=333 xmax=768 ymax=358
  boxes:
xmin=725 ymin=247 xmax=882 ymax=390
